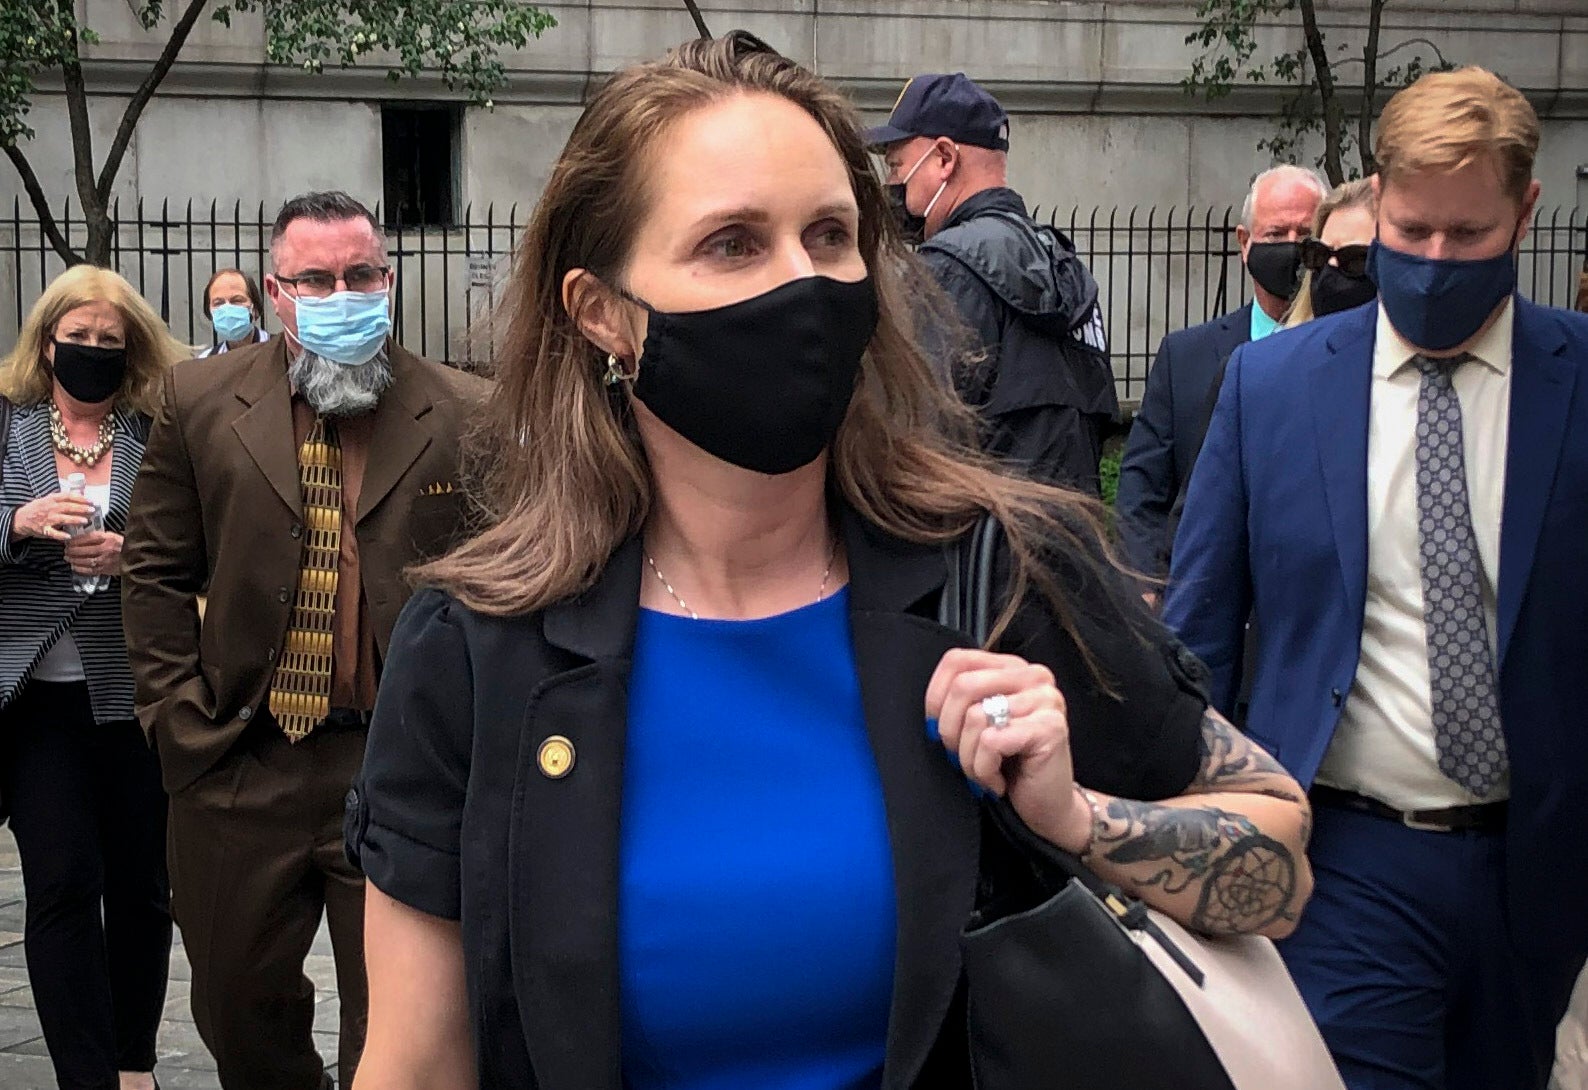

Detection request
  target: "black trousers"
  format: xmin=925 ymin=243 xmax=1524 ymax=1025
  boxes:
xmin=0 ymin=681 xmax=172 ymax=1090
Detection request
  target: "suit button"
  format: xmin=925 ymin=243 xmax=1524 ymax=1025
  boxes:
xmin=1330 ymin=688 xmax=1343 ymax=707
xmin=266 ymin=647 xmax=276 ymax=662
xmin=290 ymin=524 xmax=303 ymax=539
xmin=278 ymin=587 xmax=291 ymax=603
xmin=537 ymin=736 xmax=575 ymax=779
xmin=239 ymin=706 xmax=253 ymax=721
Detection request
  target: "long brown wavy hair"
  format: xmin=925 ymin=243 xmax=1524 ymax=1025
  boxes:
xmin=417 ymin=32 xmax=1139 ymax=673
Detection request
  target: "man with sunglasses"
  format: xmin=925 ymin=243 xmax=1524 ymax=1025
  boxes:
xmin=122 ymin=191 xmax=486 ymax=1090
xmin=1117 ymin=165 xmax=1327 ymax=584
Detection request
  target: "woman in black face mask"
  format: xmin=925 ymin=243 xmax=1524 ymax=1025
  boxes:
xmin=0 ymin=265 xmax=186 ymax=1090
xmin=1288 ymin=179 xmax=1379 ymax=326
xmin=349 ymin=31 xmax=1313 ymax=1090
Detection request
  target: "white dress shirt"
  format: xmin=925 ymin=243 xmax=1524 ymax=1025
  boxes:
xmin=1314 ymin=301 xmax=1513 ymax=809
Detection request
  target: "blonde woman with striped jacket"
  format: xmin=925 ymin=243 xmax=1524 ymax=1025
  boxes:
xmin=0 ymin=265 xmax=186 ymax=1090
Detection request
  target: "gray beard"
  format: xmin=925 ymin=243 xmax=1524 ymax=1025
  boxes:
xmin=288 ymin=346 xmax=393 ymax=417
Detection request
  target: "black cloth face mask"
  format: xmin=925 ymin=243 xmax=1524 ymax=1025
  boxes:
xmin=1310 ymin=265 xmax=1378 ymax=318
xmin=619 ymin=275 xmax=879 ymax=476
xmin=50 ymin=339 xmax=127 ymax=404
xmin=886 ymin=184 xmax=928 ymax=246
xmin=1246 ymin=241 xmax=1304 ymax=300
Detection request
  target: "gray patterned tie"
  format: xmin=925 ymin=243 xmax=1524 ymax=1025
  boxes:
xmin=1413 ymin=353 xmax=1508 ymax=796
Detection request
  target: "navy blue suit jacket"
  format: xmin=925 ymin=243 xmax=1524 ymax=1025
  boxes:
xmin=1116 ymin=304 xmax=1252 ymax=576
xmin=1164 ymin=297 xmax=1588 ymax=1011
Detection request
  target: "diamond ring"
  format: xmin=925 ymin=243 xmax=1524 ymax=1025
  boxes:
xmin=980 ymin=693 xmax=1012 ymax=729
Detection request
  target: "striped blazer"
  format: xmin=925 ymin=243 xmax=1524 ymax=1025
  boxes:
xmin=0 ymin=401 xmax=150 ymax=723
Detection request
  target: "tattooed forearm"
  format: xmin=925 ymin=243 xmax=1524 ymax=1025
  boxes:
xmin=1093 ymin=797 xmax=1300 ymax=935
xmin=1191 ymin=709 xmax=1305 ymax=803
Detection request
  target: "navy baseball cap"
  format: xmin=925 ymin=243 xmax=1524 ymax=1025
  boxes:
xmin=863 ymin=73 xmax=1010 ymax=152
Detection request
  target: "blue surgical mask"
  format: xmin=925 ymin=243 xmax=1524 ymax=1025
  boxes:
xmin=290 ymin=289 xmax=391 ymax=366
xmin=211 ymin=303 xmax=256 ymax=344
xmin=1366 ymin=236 xmax=1517 ymax=352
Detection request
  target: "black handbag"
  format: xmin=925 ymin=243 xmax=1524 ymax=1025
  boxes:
xmin=941 ymin=516 xmax=1344 ymax=1090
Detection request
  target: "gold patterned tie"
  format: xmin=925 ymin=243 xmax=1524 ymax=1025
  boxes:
xmin=268 ymin=416 xmax=341 ymax=742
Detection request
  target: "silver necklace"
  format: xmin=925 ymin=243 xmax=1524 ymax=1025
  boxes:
xmin=645 ymin=538 xmax=841 ymax=621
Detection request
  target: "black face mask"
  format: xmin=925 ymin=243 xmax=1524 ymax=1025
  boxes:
xmin=50 ymin=340 xmax=127 ymax=404
xmin=622 ymin=275 xmax=879 ymax=476
xmin=1310 ymin=265 xmax=1378 ymax=318
xmin=1246 ymin=241 xmax=1304 ymax=300
xmin=886 ymin=183 xmax=927 ymax=246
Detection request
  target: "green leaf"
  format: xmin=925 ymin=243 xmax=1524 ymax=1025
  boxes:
xmin=0 ymin=0 xmax=82 ymax=147
xmin=1183 ymin=0 xmax=1465 ymax=183
xmin=232 ymin=0 xmax=556 ymax=104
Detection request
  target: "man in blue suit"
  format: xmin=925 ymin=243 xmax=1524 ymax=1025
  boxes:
xmin=1166 ymin=68 xmax=1588 ymax=1090
xmin=1116 ymin=165 xmax=1326 ymax=581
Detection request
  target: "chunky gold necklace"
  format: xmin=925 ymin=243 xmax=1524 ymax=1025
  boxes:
xmin=49 ymin=403 xmax=115 ymax=467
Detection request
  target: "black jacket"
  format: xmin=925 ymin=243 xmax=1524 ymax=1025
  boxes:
xmin=1115 ymin=305 xmax=1252 ymax=578
xmin=921 ymin=189 xmax=1118 ymax=495
xmin=347 ymin=508 xmax=1206 ymax=1089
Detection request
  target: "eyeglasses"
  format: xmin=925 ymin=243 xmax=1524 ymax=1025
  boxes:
xmin=276 ymin=264 xmax=391 ymax=298
xmin=1300 ymin=239 xmax=1371 ymax=279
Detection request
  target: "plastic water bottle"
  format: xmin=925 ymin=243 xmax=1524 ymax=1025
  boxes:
xmin=63 ymin=473 xmax=109 ymax=594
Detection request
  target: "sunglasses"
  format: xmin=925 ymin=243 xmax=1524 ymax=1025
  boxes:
xmin=1300 ymin=238 xmax=1371 ymax=279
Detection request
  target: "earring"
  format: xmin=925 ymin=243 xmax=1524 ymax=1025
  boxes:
xmin=604 ymin=353 xmax=631 ymax=387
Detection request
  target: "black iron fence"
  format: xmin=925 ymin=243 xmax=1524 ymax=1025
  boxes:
xmin=3 ymin=199 xmax=1585 ymax=404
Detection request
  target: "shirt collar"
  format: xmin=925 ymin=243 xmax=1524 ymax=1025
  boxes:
xmin=1249 ymin=302 xmax=1284 ymax=342
xmin=1373 ymin=298 xmax=1514 ymax=380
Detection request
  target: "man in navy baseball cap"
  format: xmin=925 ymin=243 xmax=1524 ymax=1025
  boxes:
xmin=865 ymin=74 xmax=1012 ymax=246
xmin=863 ymin=72 xmax=1010 ymax=153
xmin=864 ymin=72 xmax=1119 ymax=497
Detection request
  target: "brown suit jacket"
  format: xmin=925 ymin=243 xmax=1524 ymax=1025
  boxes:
xmin=122 ymin=337 xmax=488 ymax=793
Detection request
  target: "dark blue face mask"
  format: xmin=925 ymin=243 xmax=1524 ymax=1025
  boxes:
xmin=1366 ymin=232 xmax=1519 ymax=352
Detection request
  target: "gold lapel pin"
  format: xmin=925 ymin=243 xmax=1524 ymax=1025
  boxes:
xmin=537 ymin=735 xmax=575 ymax=779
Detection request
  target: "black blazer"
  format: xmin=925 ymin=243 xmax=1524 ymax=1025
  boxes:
xmin=1115 ymin=305 xmax=1252 ymax=577
xmin=348 ymin=508 xmax=1207 ymax=1089
xmin=0 ymin=401 xmax=149 ymax=722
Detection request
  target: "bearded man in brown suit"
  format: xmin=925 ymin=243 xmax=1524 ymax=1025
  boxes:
xmin=122 ymin=191 xmax=487 ymax=1090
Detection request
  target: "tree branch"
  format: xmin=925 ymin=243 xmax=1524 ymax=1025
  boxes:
xmin=55 ymin=0 xmax=100 ymax=217
xmin=681 ymin=0 xmax=711 ymax=38
xmin=98 ymin=0 xmax=210 ymax=202
xmin=2 ymin=142 xmax=80 ymax=264
xmin=1332 ymin=37 xmax=1456 ymax=73
xmin=1358 ymin=0 xmax=1384 ymax=176
xmin=1298 ymin=0 xmax=1344 ymax=185
xmin=1377 ymin=36 xmax=1449 ymax=69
